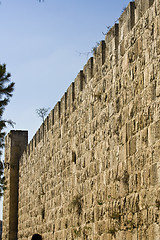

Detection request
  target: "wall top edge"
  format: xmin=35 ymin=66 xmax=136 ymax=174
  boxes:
xmin=8 ymin=0 xmax=156 ymax=155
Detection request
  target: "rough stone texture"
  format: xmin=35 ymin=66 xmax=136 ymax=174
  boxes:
xmin=2 ymin=0 xmax=160 ymax=239
xmin=2 ymin=131 xmax=28 ymax=240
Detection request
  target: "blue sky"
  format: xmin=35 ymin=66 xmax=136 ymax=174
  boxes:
xmin=0 ymin=0 xmax=131 ymax=220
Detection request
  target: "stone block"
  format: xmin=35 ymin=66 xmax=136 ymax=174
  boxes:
xmin=150 ymin=163 xmax=160 ymax=185
xmin=129 ymin=136 xmax=137 ymax=156
xmin=152 ymin=140 xmax=160 ymax=163
xmin=156 ymin=85 xmax=160 ymax=97
xmin=148 ymin=120 xmax=160 ymax=146
xmin=140 ymin=127 xmax=148 ymax=148
xmin=156 ymin=39 xmax=160 ymax=55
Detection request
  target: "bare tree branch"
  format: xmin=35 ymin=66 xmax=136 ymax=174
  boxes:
xmin=36 ymin=108 xmax=50 ymax=123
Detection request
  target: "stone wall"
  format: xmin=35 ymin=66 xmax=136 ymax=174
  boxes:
xmin=2 ymin=0 xmax=160 ymax=239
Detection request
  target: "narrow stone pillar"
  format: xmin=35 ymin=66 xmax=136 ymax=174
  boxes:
xmin=2 ymin=130 xmax=28 ymax=240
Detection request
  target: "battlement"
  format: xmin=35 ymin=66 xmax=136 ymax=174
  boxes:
xmin=24 ymin=0 xmax=157 ymax=157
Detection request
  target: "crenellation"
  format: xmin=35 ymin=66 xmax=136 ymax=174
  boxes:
xmin=66 ymin=82 xmax=75 ymax=115
xmin=129 ymin=2 xmax=136 ymax=30
xmin=53 ymin=101 xmax=61 ymax=126
xmin=106 ymin=31 xmax=119 ymax=73
xmin=74 ymin=70 xmax=84 ymax=96
xmin=92 ymin=40 xmax=106 ymax=75
xmin=105 ymin=23 xmax=119 ymax=46
xmin=61 ymin=92 xmax=67 ymax=113
xmin=83 ymin=57 xmax=93 ymax=83
xmin=119 ymin=2 xmax=135 ymax=43
xmin=51 ymin=108 xmax=54 ymax=126
xmin=79 ymin=70 xmax=84 ymax=91
xmin=97 ymin=40 xmax=106 ymax=66
xmin=59 ymin=92 xmax=67 ymax=126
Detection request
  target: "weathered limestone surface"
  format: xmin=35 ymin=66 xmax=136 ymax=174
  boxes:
xmin=2 ymin=131 xmax=28 ymax=240
xmin=2 ymin=0 xmax=160 ymax=239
